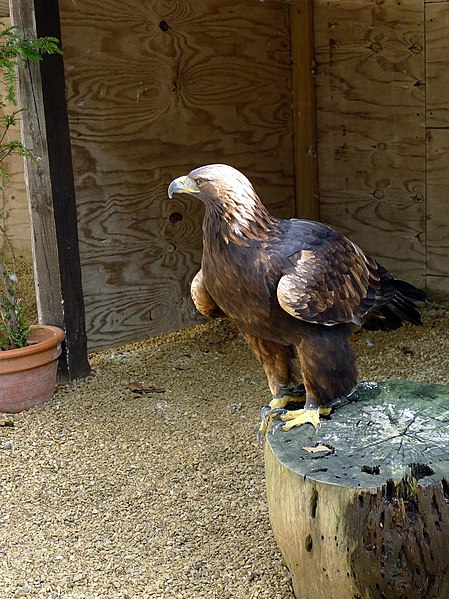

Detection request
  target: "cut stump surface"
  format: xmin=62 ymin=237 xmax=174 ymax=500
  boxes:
xmin=265 ymin=381 xmax=449 ymax=599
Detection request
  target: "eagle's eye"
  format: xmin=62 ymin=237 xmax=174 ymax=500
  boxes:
xmin=195 ymin=177 xmax=204 ymax=186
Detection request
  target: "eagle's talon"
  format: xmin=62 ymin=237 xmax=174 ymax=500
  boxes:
xmin=269 ymin=408 xmax=289 ymax=417
xmin=260 ymin=405 xmax=289 ymax=421
xmin=257 ymin=406 xmax=289 ymax=446
xmin=270 ymin=420 xmax=285 ymax=435
xmin=260 ymin=405 xmax=272 ymax=421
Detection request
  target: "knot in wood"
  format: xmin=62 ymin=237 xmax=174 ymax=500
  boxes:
xmin=409 ymin=43 xmax=422 ymax=54
xmin=369 ymin=41 xmax=383 ymax=53
xmin=169 ymin=212 xmax=183 ymax=224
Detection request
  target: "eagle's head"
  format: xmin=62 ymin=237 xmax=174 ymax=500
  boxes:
xmin=168 ymin=165 xmax=275 ymax=244
xmin=168 ymin=164 xmax=256 ymax=206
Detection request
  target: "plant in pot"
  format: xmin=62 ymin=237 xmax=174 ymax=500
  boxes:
xmin=0 ymin=21 xmax=64 ymax=413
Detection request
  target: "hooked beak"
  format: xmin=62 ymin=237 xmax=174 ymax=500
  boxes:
xmin=168 ymin=175 xmax=200 ymax=198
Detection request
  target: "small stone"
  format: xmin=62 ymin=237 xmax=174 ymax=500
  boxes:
xmin=2 ymin=440 xmax=13 ymax=450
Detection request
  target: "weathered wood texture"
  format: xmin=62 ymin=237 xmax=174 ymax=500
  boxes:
xmin=426 ymin=129 xmax=449 ymax=279
xmin=313 ymin=0 xmax=426 ymax=289
xmin=9 ymin=0 xmax=63 ymax=326
xmin=59 ymin=0 xmax=296 ymax=351
xmin=290 ymin=0 xmax=319 ymax=220
xmin=425 ymin=2 xmax=449 ymax=299
xmin=10 ymin=0 xmax=90 ymax=379
xmin=426 ymin=0 xmax=449 ymax=128
xmin=265 ymin=381 xmax=449 ymax=599
xmin=33 ymin=0 xmax=90 ymax=379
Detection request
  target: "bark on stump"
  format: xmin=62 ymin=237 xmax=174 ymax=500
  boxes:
xmin=264 ymin=381 xmax=449 ymax=599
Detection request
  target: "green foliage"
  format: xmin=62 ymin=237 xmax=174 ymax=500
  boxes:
xmin=0 ymin=22 xmax=61 ymax=190
xmin=0 ymin=262 xmax=31 ymax=349
xmin=0 ymin=21 xmax=62 ymax=349
xmin=0 ymin=22 xmax=62 ymax=107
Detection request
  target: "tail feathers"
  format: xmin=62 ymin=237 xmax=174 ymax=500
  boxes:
xmin=362 ymin=277 xmax=428 ymax=332
xmin=391 ymin=279 xmax=428 ymax=303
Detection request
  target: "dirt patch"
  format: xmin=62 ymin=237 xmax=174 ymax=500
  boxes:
xmin=0 ymin=308 xmax=448 ymax=598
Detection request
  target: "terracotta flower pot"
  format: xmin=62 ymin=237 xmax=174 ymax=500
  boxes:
xmin=0 ymin=324 xmax=65 ymax=413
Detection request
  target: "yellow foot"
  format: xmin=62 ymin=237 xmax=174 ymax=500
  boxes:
xmin=257 ymin=387 xmax=307 ymax=446
xmin=280 ymin=407 xmax=332 ymax=431
xmin=268 ymin=386 xmax=306 ymax=410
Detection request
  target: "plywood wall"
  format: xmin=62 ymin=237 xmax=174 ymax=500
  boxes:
xmin=59 ymin=0 xmax=295 ymax=351
xmin=314 ymin=0 xmax=426 ymax=286
xmin=8 ymin=0 xmax=449 ymax=353
xmin=313 ymin=0 xmax=449 ymax=301
xmin=1 ymin=122 xmax=31 ymax=261
xmin=426 ymin=0 xmax=449 ymax=300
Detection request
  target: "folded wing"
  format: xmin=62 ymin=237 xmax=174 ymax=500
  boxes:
xmin=276 ymin=227 xmax=395 ymax=327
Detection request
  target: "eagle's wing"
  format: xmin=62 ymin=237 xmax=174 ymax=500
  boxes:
xmin=191 ymin=269 xmax=224 ymax=318
xmin=276 ymin=226 xmax=386 ymax=326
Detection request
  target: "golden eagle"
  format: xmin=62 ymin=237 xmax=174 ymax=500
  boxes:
xmin=168 ymin=164 xmax=426 ymax=439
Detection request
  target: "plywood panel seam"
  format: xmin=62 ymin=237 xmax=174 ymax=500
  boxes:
xmin=290 ymin=0 xmax=319 ymax=221
xmin=424 ymin=0 xmax=429 ymax=288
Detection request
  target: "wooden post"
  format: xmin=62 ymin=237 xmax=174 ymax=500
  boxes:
xmin=265 ymin=380 xmax=449 ymax=599
xmin=290 ymin=0 xmax=319 ymax=221
xmin=9 ymin=0 xmax=90 ymax=379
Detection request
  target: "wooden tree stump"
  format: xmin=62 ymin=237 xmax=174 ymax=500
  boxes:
xmin=264 ymin=381 xmax=449 ymax=599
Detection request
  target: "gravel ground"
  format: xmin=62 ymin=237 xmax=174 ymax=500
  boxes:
xmin=1 ymin=307 xmax=448 ymax=598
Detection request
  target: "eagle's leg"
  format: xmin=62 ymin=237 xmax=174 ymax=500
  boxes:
xmin=242 ymin=333 xmax=305 ymax=443
xmin=242 ymin=333 xmax=304 ymax=400
xmin=276 ymin=330 xmax=356 ymax=432
xmin=258 ymin=385 xmax=308 ymax=444
xmin=258 ymin=384 xmax=307 ymax=437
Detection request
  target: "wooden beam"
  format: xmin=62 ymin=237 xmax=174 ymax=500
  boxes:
xmin=9 ymin=0 xmax=62 ymax=326
xmin=9 ymin=0 xmax=90 ymax=379
xmin=290 ymin=0 xmax=319 ymax=220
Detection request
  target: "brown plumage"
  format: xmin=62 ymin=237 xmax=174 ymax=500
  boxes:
xmin=168 ymin=164 xmax=427 ymax=435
